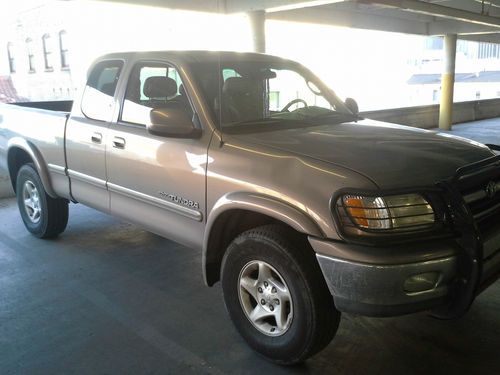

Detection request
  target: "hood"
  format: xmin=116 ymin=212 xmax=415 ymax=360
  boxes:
xmin=230 ymin=119 xmax=495 ymax=189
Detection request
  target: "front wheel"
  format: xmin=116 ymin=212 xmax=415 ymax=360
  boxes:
xmin=221 ymin=225 xmax=340 ymax=365
xmin=16 ymin=164 xmax=68 ymax=238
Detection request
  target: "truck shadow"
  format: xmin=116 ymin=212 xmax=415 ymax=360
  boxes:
xmin=6 ymin=201 xmax=497 ymax=375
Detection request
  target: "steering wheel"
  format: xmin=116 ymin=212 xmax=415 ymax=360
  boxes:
xmin=281 ymin=98 xmax=308 ymax=112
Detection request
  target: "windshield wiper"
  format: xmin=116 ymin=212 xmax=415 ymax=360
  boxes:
xmin=309 ymin=111 xmax=360 ymax=123
xmin=227 ymin=117 xmax=286 ymax=127
xmin=222 ymin=117 xmax=313 ymax=134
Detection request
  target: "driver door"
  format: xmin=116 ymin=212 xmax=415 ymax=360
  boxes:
xmin=106 ymin=60 xmax=209 ymax=249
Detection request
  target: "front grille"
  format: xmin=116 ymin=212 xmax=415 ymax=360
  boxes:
xmin=455 ymin=159 xmax=500 ymax=269
xmin=459 ymin=169 xmax=500 ymax=237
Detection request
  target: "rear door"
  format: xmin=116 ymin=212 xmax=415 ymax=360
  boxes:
xmin=106 ymin=60 xmax=209 ymax=249
xmin=65 ymin=60 xmax=123 ymax=211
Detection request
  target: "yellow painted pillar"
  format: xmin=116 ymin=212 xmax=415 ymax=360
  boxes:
xmin=439 ymin=34 xmax=457 ymax=131
xmin=248 ymin=10 xmax=266 ymax=53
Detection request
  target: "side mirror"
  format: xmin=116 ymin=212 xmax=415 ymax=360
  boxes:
xmin=148 ymin=107 xmax=202 ymax=138
xmin=344 ymin=97 xmax=359 ymax=115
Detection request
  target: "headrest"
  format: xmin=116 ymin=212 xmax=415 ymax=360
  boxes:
xmin=222 ymin=77 xmax=258 ymax=96
xmin=143 ymin=76 xmax=177 ymax=99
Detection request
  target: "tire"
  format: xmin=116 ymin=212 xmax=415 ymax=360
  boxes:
xmin=16 ymin=164 xmax=68 ymax=239
xmin=221 ymin=224 xmax=340 ymax=365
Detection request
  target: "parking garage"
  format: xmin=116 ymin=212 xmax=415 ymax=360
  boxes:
xmin=1 ymin=1 xmax=500 ymax=373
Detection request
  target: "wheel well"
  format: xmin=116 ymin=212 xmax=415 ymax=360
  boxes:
xmin=7 ymin=147 xmax=33 ymax=191
xmin=205 ymin=209 xmax=310 ymax=286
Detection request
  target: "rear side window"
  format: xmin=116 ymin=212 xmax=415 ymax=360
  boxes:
xmin=121 ymin=62 xmax=192 ymax=126
xmin=81 ymin=60 xmax=123 ymax=121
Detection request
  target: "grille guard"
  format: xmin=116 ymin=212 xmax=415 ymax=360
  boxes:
xmin=485 ymin=144 xmax=500 ymax=152
xmin=432 ymin=148 xmax=500 ymax=319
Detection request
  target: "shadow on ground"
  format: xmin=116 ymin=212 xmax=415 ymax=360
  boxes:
xmin=0 ymin=198 xmax=498 ymax=375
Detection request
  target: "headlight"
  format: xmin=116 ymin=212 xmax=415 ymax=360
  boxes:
xmin=336 ymin=193 xmax=435 ymax=233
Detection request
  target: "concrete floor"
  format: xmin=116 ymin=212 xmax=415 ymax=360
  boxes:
xmin=1 ymin=117 xmax=500 ymax=374
xmin=436 ymin=117 xmax=500 ymax=145
xmin=0 ymin=199 xmax=499 ymax=375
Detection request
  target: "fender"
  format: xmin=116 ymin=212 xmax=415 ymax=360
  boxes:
xmin=202 ymin=191 xmax=324 ymax=285
xmin=7 ymin=137 xmax=58 ymax=198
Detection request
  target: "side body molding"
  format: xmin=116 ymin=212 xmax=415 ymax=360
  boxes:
xmin=7 ymin=137 xmax=58 ymax=198
xmin=202 ymin=192 xmax=324 ymax=285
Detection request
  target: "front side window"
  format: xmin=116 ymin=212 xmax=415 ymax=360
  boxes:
xmin=42 ymin=34 xmax=53 ymax=71
xmin=81 ymin=60 xmax=123 ymax=122
xmin=7 ymin=42 xmax=15 ymax=73
xmin=190 ymin=60 xmax=351 ymax=133
xmin=121 ymin=62 xmax=191 ymax=126
xmin=59 ymin=30 xmax=69 ymax=69
xmin=26 ymin=38 xmax=35 ymax=73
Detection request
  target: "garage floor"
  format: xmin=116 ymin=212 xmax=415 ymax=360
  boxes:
xmin=0 ymin=199 xmax=499 ymax=375
xmin=1 ymin=118 xmax=500 ymax=375
xmin=437 ymin=117 xmax=500 ymax=145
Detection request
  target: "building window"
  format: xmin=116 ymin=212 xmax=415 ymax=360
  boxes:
xmin=42 ymin=34 xmax=53 ymax=71
xmin=432 ymin=89 xmax=439 ymax=102
xmin=7 ymin=42 xmax=15 ymax=73
xmin=59 ymin=30 xmax=69 ymax=69
xmin=26 ymin=38 xmax=35 ymax=73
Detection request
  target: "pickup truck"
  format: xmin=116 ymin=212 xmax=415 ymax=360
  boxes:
xmin=1 ymin=51 xmax=500 ymax=365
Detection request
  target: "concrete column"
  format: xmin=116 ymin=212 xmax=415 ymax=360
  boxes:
xmin=248 ymin=10 xmax=266 ymax=53
xmin=438 ymin=34 xmax=457 ymax=131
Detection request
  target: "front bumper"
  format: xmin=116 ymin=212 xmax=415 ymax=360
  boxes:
xmin=310 ymin=237 xmax=462 ymax=317
xmin=311 ymin=236 xmax=500 ymax=317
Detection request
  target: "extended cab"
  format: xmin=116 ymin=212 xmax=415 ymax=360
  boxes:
xmin=1 ymin=51 xmax=500 ymax=364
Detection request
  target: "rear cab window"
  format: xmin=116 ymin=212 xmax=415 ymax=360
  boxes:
xmin=81 ymin=60 xmax=124 ymax=121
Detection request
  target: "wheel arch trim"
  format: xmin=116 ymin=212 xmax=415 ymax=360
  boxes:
xmin=202 ymin=192 xmax=324 ymax=286
xmin=7 ymin=137 xmax=57 ymax=198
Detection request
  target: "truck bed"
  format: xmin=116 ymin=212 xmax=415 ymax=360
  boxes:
xmin=0 ymin=101 xmax=72 ymax=198
xmin=13 ymin=100 xmax=73 ymax=113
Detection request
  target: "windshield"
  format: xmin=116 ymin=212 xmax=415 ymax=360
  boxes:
xmin=189 ymin=59 xmax=354 ymax=133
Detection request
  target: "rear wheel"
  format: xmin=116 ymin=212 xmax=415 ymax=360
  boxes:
xmin=221 ymin=224 xmax=340 ymax=365
xmin=16 ymin=164 xmax=68 ymax=238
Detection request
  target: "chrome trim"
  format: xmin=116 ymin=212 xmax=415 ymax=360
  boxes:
xmin=463 ymin=180 xmax=500 ymax=204
xmin=47 ymin=163 xmax=66 ymax=175
xmin=463 ymin=189 xmax=487 ymax=204
xmin=107 ymin=182 xmax=202 ymax=222
xmin=67 ymin=169 xmax=106 ymax=188
xmin=483 ymin=230 xmax=500 ymax=259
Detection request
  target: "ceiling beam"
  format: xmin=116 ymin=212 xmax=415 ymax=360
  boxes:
xmin=459 ymin=33 xmax=500 ymax=44
xmin=358 ymin=0 xmax=500 ymax=29
xmin=267 ymin=6 xmax=428 ymax=34
xmin=429 ymin=19 xmax=500 ymax=36
xmin=95 ymin=0 xmax=350 ymax=14
xmin=264 ymin=0 xmax=347 ymax=13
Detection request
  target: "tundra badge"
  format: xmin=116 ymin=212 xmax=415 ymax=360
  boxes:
xmin=159 ymin=192 xmax=200 ymax=209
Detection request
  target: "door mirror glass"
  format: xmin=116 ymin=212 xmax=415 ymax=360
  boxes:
xmin=148 ymin=107 xmax=201 ymax=138
xmin=344 ymin=97 xmax=359 ymax=115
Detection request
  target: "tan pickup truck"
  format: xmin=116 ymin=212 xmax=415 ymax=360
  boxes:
xmin=1 ymin=51 xmax=500 ymax=364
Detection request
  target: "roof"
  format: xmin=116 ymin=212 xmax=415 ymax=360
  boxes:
xmin=0 ymin=76 xmax=25 ymax=103
xmin=408 ymin=70 xmax=500 ymax=85
xmin=98 ymin=50 xmax=294 ymax=65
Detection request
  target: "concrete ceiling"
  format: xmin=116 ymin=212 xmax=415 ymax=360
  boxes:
xmin=96 ymin=0 xmax=500 ymax=43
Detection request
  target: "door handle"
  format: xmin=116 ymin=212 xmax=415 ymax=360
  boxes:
xmin=112 ymin=137 xmax=126 ymax=149
xmin=91 ymin=132 xmax=103 ymax=144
